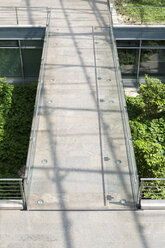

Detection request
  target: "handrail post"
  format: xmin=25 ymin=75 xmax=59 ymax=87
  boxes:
xmin=140 ymin=7 xmax=144 ymax=24
xmin=138 ymin=179 xmax=144 ymax=207
xmin=19 ymin=179 xmax=26 ymax=209
xmin=15 ymin=7 xmax=18 ymax=25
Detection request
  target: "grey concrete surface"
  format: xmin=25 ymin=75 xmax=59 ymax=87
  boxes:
xmin=23 ymin=2 xmax=134 ymax=210
xmin=0 ymin=200 xmax=23 ymax=210
xmin=0 ymin=210 xmax=165 ymax=248
xmin=0 ymin=0 xmax=165 ymax=247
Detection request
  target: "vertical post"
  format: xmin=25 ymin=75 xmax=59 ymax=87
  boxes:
xmin=137 ymin=39 xmax=142 ymax=85
xmin=140 ymin=7 xmax=144 ymax=24
xmin=138 ymin=179 xmax=144 ymax=207
xmin=15 ymin=7 xmax=18 ymax=25
xmin=135 ymin=174 xmax=139 ymax=207
xmin=46 ymin=7 xmax=49 ymax=26
xmin=19 ymin=179 xmax=26 ymax=210
xmin=18 ymin=40 xmax=25 ymax=85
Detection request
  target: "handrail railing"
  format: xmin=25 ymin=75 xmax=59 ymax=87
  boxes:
xmin=108 ymin=1 xmax=139 ymax=207
xmin=0 ymin=7 xmax=49 ymax=25
xmin=0 ymin=8 xmax=51 ymax=208
xmin=0 ymin=178 xmax=26 ymax=208
xmin=139 ymin=178 xmax=165 ymax=203
xmin=113 ymin=6 xmax=165 ymax=25
xmin=25 ymin=8 xmax=51 ymax=193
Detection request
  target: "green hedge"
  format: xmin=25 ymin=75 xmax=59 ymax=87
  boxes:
xmin=126 ymin=76 xmax=165 ymax=179
xmin=0 ymin=78 xmax=37 ymax=178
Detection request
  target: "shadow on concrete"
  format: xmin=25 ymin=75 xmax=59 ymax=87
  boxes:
xmin=25 ymin=0 xmax=34 ymax=24
xmin=30 ymin=1 xmax=150 ymax=248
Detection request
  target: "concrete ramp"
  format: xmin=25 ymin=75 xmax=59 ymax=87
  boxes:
xmin=27 ymin=5 xmax=134 ymax=210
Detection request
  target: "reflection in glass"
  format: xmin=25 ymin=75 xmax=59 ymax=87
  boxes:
xmin=140 ymin=49 xmax=165 ymax=78
xmin=22 ymin=49 xmax=42 ymax=77
xmin=142 ymin=40 xmax=165 ymax=47
xmin=20 ymin=40 xmax=43 ymax=47
xmin=118 ymin=49 xmax=138 ymax=78
xmin=0 ymin=40 xmax=18 ymax=47
xmin=116 ymin=40 xmax=139 ymax=47
xmin=0 ymin=49 xmax=21 ymax=77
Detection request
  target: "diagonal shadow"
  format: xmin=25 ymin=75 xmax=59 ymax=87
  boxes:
xmin=42 ymin=105 xmax=74 ymax=248
xmin=106 ymin=1 xmax=151 ymax=248
xmin=25 ymin=0 xmax=34 ymax=24
xmin=32 ymin=1 xmax=151 ymax=248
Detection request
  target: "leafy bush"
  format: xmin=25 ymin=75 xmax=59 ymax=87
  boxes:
xmin=126 ymin=76 xmax=165 ymax=179
xmin=138 ymin=75 xmax=165 ymax=117
xmin=0 ymin=78 xmax=37 ymax=178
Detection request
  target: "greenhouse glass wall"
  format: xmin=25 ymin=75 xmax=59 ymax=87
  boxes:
xmin=116 ymin=40 xmax=165 ymax=81
xmin=0 ymin=39 xmax=43 ymax=83
xmin=114 ymin=27 xmax=165 ymax=82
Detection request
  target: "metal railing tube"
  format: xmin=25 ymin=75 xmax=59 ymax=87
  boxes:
xmin=0 ymin=178 xmax=24 ymax=205
xmin=108 ymin=1 xmax=139 ymax=207
xmin=140 ymin=178 xmax=165 ymax=203
xmin=26 ymin=8 xmax=51 ymax=185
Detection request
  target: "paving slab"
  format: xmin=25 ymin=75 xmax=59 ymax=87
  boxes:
xmin=0 ymin=0 xmax=135 ymax=210
xmin=0 ymin=0 xmax=134 ymax=211
xmin=0 ymin=0 xmax=165 ymax=248
xmin=25 ymin=5 xmax=134 ymax=209
xmin=0 ymin=210 xmax=165 ymax=248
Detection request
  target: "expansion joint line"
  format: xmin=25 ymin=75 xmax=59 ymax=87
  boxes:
xmin=92 ymin=26 xmax=106 ymax=206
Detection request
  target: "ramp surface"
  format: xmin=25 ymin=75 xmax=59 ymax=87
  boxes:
xmin=0 ymin=1 xmax=165 ymax=248
xmin=27 ymin=2 xmax=134 ymax=210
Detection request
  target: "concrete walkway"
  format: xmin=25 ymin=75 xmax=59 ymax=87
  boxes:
xmin=0 ymin=209 xmax=165 ymax=248
xmin=24 ymin=1 xmax=133 ymax=210
xmin=0 ymin=0 xmax=165 ymax=247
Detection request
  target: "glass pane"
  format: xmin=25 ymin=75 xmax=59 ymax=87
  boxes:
xmin=140 ymin=49 xmax=165 ymax=78
xmin=20 ymin=40 xmax=43 ymax=47
xmin=116 ymin=40 xmax=139 ymax=47
xmin=142 ymin=40 xmax=165 ymax=47
xmin=22 ymin=49 xmax=42 ymax=77
xmin=0 ymin=40 xmax=18 ymax=47
xmin=0 ymin=49 xmax=21 ymax=77
xmin=117 ymin=49 xmax=138 ymax=78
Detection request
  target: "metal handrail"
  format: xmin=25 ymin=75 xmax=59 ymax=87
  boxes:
xmin=141 ymin=178 xmax=165 ymax=181
xmin=0 ymin=178 xmax=26 ymax=208
xmin=108 ymin=1 xmax=139 ymax=207
xmin=139 ymin=178 xmax=165 ymax=201
xmin=0 ymin=7 xmax=49 ymax=25
xmin=0 ymin=8 xmax=51 ymax=208
xmin=0 ymin=6 xmax=49 ymax=8
xmin=25 ymin=8 xmax=51 ymax=187
xmin=113 ymin=6 xmax=165 ymax=25
xmin=115 ymin=6 xmax=165 ymax=9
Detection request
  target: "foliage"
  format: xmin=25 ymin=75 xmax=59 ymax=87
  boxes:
xmin=0 ymin=78 xmax=37 ymax=178
xmin=115 ymin=0 xmax=165 ymax=24
xmin=118 ymin=50 xmax=136 ymax=66
xmin=126 ymin=0 xmax=165 ymax=7
xmin=126 ymin=76 xmax=165 ymax=181
xmin=115 ymin=0 xmax=165 ymax=7
xmin=138 ymin=75 xmax=165 ymax=117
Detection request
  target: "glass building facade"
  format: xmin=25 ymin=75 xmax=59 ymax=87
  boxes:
xmin=116 ymin=40 xmax=165 ymax=81
xmin=0 ymin=39 xmax=43 ymax=83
